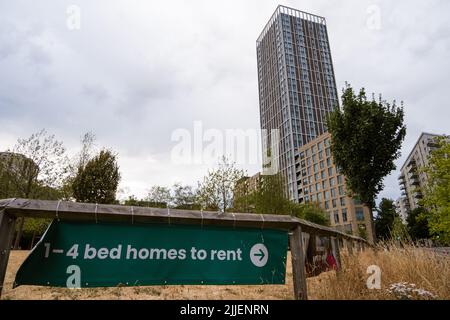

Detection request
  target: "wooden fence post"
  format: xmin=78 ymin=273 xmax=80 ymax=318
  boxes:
xmin=290 ymin=225 xmax=308 ymax=300
xmin=347 ymin=239 xmax=354 ymax=255
xmin=0 ymin=210 xmax=16 ymax=298
xmin=331 ymin=237 xmax=341 ymax=270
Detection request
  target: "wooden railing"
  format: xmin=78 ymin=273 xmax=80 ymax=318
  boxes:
xmin=0 ymin=198 xmax=370 ymax=300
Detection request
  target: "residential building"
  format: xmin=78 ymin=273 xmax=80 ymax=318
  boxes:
xmin=395 ymin=197 xmax=409 ymax=224
xmin=233 ymin=173 xmax=262 ymax=212
xmin=256 ymin=5 xmax=339 ymax=202
xmin=398 ymin=133 xmax=441 ymax=214
xmin=294 ymin=132 xmax=374 ymax=243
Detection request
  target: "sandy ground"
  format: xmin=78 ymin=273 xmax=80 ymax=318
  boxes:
xmin=2 ymin=250 xmax=314 ymax=300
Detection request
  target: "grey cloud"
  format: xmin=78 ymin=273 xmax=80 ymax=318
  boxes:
xmin=82 ymin=84 xmax=109 ymax=103
xmin=0 ymin=0 xmax=449 ymax=200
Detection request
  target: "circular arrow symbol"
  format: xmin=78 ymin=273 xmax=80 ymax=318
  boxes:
xmin=250 ymin=243 xmax=268 ymax=267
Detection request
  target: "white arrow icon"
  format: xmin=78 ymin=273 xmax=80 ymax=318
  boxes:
xmin=250 ymin=243 xmax=268 ymax=267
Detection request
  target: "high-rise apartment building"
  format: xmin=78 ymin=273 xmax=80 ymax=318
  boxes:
xmin=398 ymin=132 xmax=441 ymax=214
xmin=395 ymin=197 xmax=409 ymax=224
xmin=256 ymin=5 xmax=339 ymax=201
xmin=294 ymin=132 xmax=374 ymax=243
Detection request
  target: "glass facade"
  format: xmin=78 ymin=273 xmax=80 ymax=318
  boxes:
xmin=257 ymin=6 xmax=339 ymax=201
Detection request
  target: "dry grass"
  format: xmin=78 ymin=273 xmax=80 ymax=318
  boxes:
xmin=309 ymin=244 xmax=450 ymax=300
xmin=2 ymin=245 xmax=449 ymax=300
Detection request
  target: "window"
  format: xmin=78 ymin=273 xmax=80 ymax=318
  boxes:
xmin=334 ymin=211 xmax=340 ymax=224
xmin=320 ymin=161 xmax=325 ymax=169
xmin=342 ymin=209 xmax=348 ymax=222
xmin=324 ymin=201 xmax=329 ymax=209
xmin=316 ymin=183 xmax=320 ymax=192
xmin=314 ymin=164 xmax=318 ymax=173
xmin=324 ymin=191 xmax=330 ymax=200
xmin=327 ymin=158 xmax=331 ymax=167
xmin=328 ymin=167 xmax=333 ymax=176
xmin=318 ymin=150 xmax=323 ymax=159
xmin=331 ymin=188 xmax=336 ymax=198
xmin=356 ymin=209 xmax=364 ymax=221
xmin=330 ymin=178 xmax=336 ymax=187
xmin=337 ymin=175 xmax=343 ymax=185
xmin=321 ymin=170 xmax=326 ymax=180
xmin=326 ymin=148 xmax=331 ymax=157
xmin=332 ymin=199 xmax=337 ymax=208
xmin=317 ymin=193 xmax=323 ymax=202
xmin=340 ymin=197 xmax=346 ymax=206
xmin=338 ymin=186 xmax=345 ymax=196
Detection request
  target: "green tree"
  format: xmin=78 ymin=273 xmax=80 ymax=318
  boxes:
xmin=146 ymin=185 xmax=172 ymax=208
xmin=122 ymin=195 xmax=166 ymax=208
xmin=172 ymin=183 xmax=200 ymax=210
xmin=0 ymin=129 xmax=68 ymax=249
xmin=197 ymin=156 xmax=245 ymax=212
xmin=233 ymin=177 xmax=256 ymax=213
xmin=391 ymin=215 xmax=410 ymax=242
xmin=407 ymin=207 xmax=430 ymax=240
xmin=290 ymin=202 xmax=330 ymax=226
xmin=253 ymin=174 xmax=291 ymax=215
xmin=61 ymin=132 xmax=96 ymax=200
xmin=72 ymin=149 xmax=121 ymax=204
xmin=374 ymin=198 xmax=399 ymax=241
xmin=327 ymin=85 xmax=406 ymax=241
xmin=422 ymin=137 xmax=450 ymax=244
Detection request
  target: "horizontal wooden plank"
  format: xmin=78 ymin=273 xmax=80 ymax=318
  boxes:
xmin=0 ymin=198 xmax=370 ymax=244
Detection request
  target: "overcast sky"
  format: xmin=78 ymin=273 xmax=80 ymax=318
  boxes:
xmin=1 ymin=0 xmax=449 ymax=202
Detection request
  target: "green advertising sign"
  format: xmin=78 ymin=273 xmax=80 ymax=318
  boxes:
xmin=14 ymin=220 xmax=288 ymax=288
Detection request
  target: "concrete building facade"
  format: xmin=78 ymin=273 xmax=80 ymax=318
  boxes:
xmin=395 ymin=197 xmax=409 ymax=224
xmin=294 ymin=132 xmax=374 ymax=243
xmin=398 ymin=132 xmax=441 ymax=214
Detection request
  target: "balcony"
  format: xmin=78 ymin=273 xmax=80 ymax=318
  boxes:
xmin=407 ymin=158 xmax=417 ymax=172
xmin=413 ymin=191 xmax=423 ymax=199
xmin=427 ymin=141 xmax=439 ymax=148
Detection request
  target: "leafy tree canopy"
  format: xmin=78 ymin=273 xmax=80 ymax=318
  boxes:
xmin=422 ymin=137 xmax=450 ymax=244
xmin=72 ymin=149 xmax=121 ymax=204
xmin=327 ymin=84 xmax=406 ymax=241
xmin=374 ymin=198 xmax=399 ymax=241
